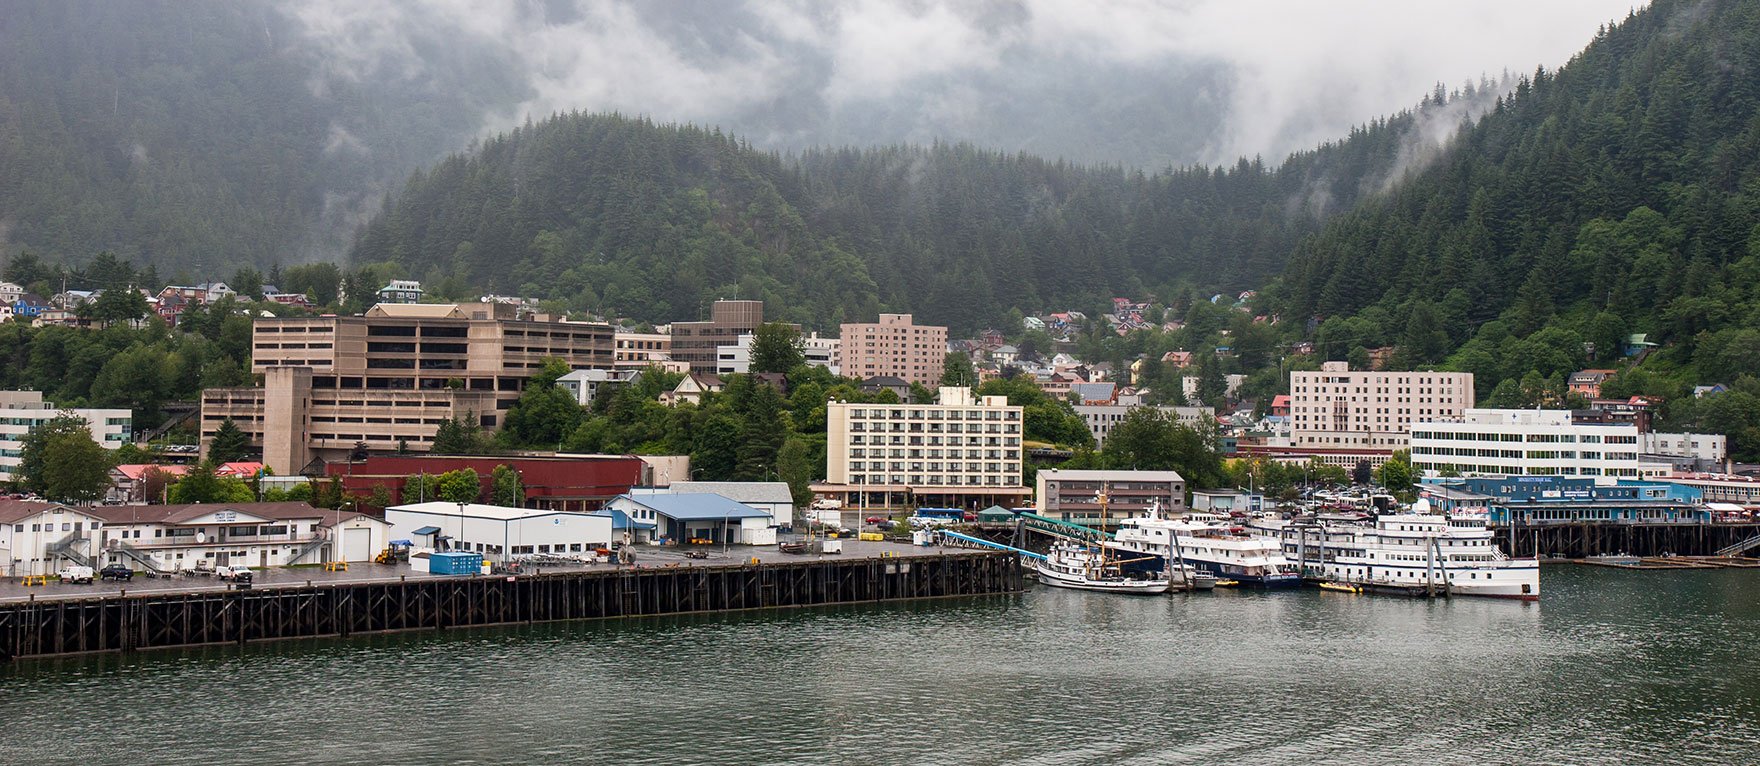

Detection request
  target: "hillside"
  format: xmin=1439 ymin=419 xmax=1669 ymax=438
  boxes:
xmin=1273 ymin=0 xmax=1760 ymax=454
xmin=347 ymin=103 xmax=1471 ymax=333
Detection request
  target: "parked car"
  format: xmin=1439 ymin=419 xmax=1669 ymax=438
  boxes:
xmin=99 ymin=564 xmax=133 ymax=582
xmin=59 ymin=565 xmax=94 ymax=584
xmin=216 ymin=565 xmax=254 ymax=581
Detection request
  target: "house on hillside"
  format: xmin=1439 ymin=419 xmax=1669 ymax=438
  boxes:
xmin=1569 ymin=369 xmax=1616 ymax=399
xmin=376 ymin=280 xmax=424 ymax=304
xmin=661 ymin=373 xmax=723 ymax=406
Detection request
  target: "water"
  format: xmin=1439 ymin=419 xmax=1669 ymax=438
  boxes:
xmin=4 ymin=566 xmax=1757 ymax=765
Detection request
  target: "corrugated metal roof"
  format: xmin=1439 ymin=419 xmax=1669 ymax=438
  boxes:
xmin=612 ymin=493 xmax=771 ymax=521
xmin=666 ymin=481 xmax=794 ymax=505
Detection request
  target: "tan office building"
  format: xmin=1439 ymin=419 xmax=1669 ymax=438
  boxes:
xmin=815 ymin=387 xmax=1026 ymax=511
xmin=840 ymin=313 xmax=947 ymax=387
xmin=1289 ymin=361 xmax=1474 ymax=450
xmin=201 ymin=302 xmax=612 ymax=474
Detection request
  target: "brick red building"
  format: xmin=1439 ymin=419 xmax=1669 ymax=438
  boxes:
xmin=326 ymin=455 xmax=643 ymax=512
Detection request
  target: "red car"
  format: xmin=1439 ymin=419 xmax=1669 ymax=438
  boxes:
xmin=865 ymin=516 xmax=884 ymax=524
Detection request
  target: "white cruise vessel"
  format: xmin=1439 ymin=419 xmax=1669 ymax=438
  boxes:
xmin=1110 ymin=511 xmax=1302 ymax=587
xmin=1250 ymin=510 xmax=1539 ymax=600
xmin=1033 ymin=541 xmax=1170 ymax=594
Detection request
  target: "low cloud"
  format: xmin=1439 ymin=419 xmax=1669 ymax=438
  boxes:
xmin=284 ymin=0 xmax=1639 ymax=168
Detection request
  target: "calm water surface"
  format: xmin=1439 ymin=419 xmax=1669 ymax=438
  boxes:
xmin=3 ymin=565 xmax=1757 ymax=765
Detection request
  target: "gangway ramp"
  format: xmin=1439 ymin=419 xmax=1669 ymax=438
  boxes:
xmin=940 ymin=531 xmax=1046 ymax=561
xmin=1015 ymin=512 xmax=1115 ymax=544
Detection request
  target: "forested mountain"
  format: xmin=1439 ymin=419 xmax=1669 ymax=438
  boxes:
xmin=348 ymin=99 xmax=1480 ymax=332
xmin=1269 ymin=0 xmax=1760 ymax=448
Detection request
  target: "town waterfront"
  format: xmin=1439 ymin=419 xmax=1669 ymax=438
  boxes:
xmin=4 ymin=566 xmax=1757 ymax=765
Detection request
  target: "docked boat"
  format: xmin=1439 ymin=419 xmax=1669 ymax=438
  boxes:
xmin=1250 ymin=509 xmax=1539 ymax=600
xmin=1033 ymin=541 xmax=1171 ymax=594
xmin=1110 ymin=510 xmax=1303 ymax=588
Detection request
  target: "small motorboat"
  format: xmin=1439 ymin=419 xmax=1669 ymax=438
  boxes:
xmin=1318 ymin=581 xmax=1362 ymax=594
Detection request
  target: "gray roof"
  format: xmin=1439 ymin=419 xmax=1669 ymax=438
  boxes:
xmin=667 ymin=481 xmax=795 ymax=506
xmin=612 ymin=493 xmax=772 ymax=521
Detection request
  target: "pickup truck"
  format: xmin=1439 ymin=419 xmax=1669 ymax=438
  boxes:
xmin=215 ymin=565 xmax=254 ymax=581
xmin=59 ymin=565 xmax=94 ymax=584
xmin=99 ymin=564 xmax=133 ymax=582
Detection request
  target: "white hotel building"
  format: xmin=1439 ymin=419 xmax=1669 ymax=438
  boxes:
xmin=1409 ymin=409 xmax=1725 ymax=485
xmin=815 ymin=387 xmax=1026 ymax=510
xmin=0 ymin=391 xmax=132 ymax=483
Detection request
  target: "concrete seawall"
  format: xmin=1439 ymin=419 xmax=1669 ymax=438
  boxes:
xmin=0 ymin=551 xmax=1022 ymax=660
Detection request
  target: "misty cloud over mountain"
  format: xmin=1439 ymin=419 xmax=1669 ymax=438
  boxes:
xmin=287 ymin=0 xmax=1636 ymax=168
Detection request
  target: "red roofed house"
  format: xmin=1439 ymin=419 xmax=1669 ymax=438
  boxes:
xmin=1271 ymin=395 xmax=1291 ymax=417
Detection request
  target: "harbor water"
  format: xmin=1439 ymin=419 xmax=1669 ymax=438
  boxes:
xmin=3 ymin=565 xmax=1757 ymax=765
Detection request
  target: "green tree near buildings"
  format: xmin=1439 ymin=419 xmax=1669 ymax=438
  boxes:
xmin=432 ymin=413 xmax=492 ymax=455
xmin=207 ymin=418 xmax=250 ymax=463
xmin=490 ymin=464 xmax=524 ymax=506
xmin=749 ymin=322 xmax=805 ymax=374
xmin=404 ymin=473 xmax=440 ymax=503
xmin=501 ymin=359 xmax=585 ymax=448
xmin=167 ymin=461 xmax=254 ymax=504
xmin=1098 ymin=407 xmax=1223 ymax=488
xmin=16 ymin=415 xmax=113 ymax=502
xmin=435 ymin=468 xmax=482 ymax=504
xmin=1376 ymin=449 xmax=1415 ymax=499
xmin=941 ymin=352 xmax=977 ymax=387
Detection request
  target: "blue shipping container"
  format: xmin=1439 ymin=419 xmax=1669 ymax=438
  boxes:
xmin=429 ymin=552 xmax=483 ymax=576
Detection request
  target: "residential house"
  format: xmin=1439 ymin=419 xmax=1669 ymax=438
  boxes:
xmin=557 ymin=368 xmax=644 ymax=408
xmin=1693 ymin=384 xmax=1729 ymax=399
xmin=1569 ymin=369 xmax=1616 ymax=399
xmin=990 ymin=345 xmax=1020 ymax=366
xmin=0 ymin=282 xmax=24 ymax=304
xmin=375 ymin=280 xmax=424 ymax=304
xmin=1161 ymin=350 xmax=1193 ymax=368
xmin=661 ymin=373 xmax=724 ymax=406
xmin=13 ymin=293 xmax=51 ymax=321
xmin=860 ymin=375 xmax=911 ymax=401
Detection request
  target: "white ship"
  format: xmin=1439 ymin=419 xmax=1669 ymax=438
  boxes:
xmin=1032 ymin=541 xmax=1171 ymax=594
xmin=1109 ymin=510 xmax=1302 ymax=588
xmin=1250 ymin=507 xmax=1539 ymax=600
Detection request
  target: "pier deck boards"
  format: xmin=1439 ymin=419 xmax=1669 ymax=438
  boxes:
xmin=0 ymin=544 xmax=1020 ymax=660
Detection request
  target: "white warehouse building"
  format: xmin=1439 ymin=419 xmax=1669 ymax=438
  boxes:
xmin=386 ymin=502 xmax=614 ymax=562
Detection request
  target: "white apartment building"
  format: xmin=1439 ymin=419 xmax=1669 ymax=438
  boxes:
xmin=1641 ymin=432 xmax=1727 ymax=464
xmin=1074 ymin=404 xmax=1212 ymax=446
xmin=0 ymin=391 xmax=132 ymax=483
xmin=715 ymin=332 xmax=840 ymax=375
xmin=818 ymin=386 xmax=1026 ymax=510
xmin=1411 ymin=408 xmax=1652 ymax=484
xmin=1290 ymin=361 xmax=1473 ymax=450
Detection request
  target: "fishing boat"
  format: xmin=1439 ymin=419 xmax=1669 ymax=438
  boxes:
xmin=1032 ymin=541 xmax=1170 ymax=594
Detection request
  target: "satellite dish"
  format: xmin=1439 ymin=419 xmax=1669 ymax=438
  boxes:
xmin=195 ymin=531 xmax=207 ymax=544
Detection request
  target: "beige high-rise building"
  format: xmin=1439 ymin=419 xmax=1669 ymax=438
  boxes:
xmin=201 ymin=302 xmax=612 ymax=474
xmin=1289 ymin=361 xmax=1474 ymax=450
xmin=839 ymin=313 xmax=948 ymax=387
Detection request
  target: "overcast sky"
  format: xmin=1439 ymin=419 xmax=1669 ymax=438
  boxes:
xmin=289 ymin=0 xmax=1643 ymax=168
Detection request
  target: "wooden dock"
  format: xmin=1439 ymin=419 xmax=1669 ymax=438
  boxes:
xmin=1575 ymin=555 xmax=1760 ymax=570
xmin=0 ymin=551 xmax=1020 ymax=660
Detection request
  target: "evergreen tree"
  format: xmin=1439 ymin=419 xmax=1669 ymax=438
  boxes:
xmin=940 ymin=352 xmax=977 ymax=387
xmin=749 ymin=322 xmax=805 ymax=374
xmin=207 ymin=418 xmax=250 ymax=463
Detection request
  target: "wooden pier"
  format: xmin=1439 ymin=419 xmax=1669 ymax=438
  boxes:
xmin=1495 ymin=522 xmax=1760 ymax=559
xmin=0 ymin=551 xmax=1020 ymax=660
